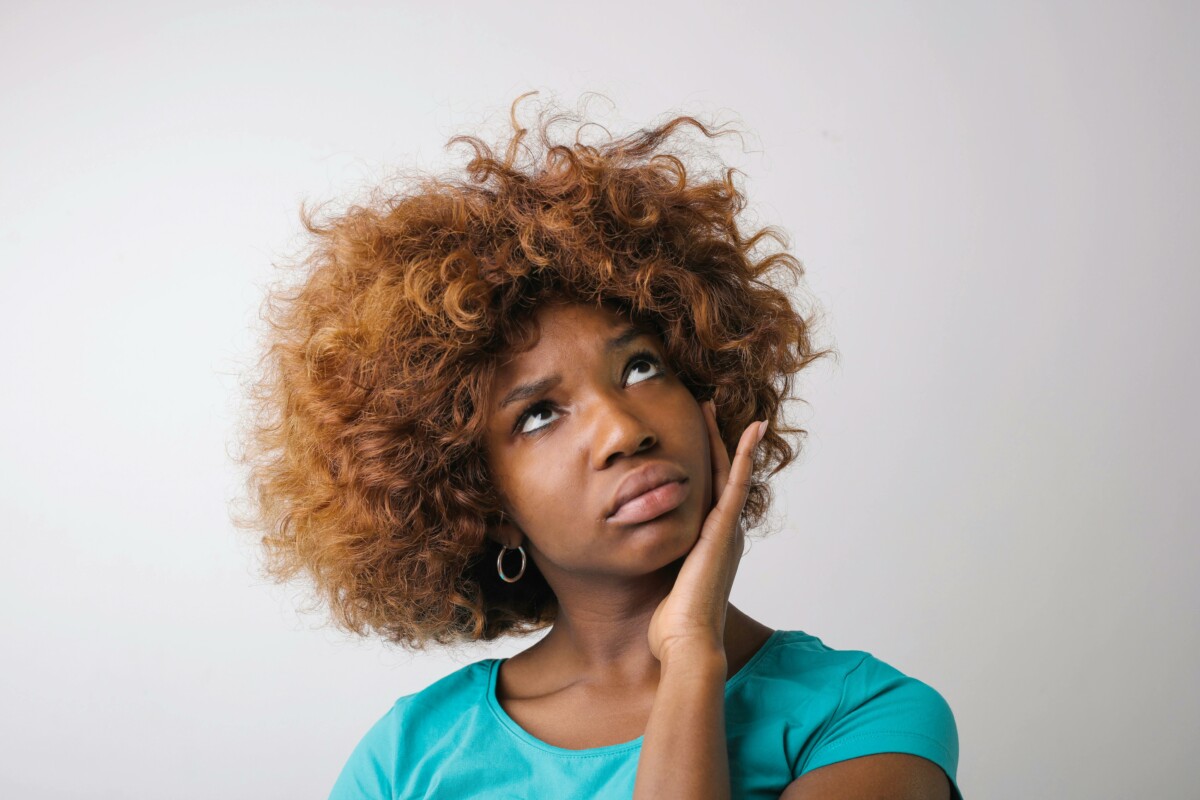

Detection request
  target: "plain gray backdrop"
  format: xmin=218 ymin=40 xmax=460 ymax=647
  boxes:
xmin=2 ymin=1 xmax=1196 ymax=797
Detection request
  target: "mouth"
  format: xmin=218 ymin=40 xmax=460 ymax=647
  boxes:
xmin=606 ymin=478 xmax=689 ymax=525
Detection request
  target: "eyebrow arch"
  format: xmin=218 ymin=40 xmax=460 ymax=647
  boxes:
xmin=498 ymin=324 xmax=650 ymax=410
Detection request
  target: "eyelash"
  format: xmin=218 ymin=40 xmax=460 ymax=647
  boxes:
xmin=513 ymin=350 xmax=665 ymax=437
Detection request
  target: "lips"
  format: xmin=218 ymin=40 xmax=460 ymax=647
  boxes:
xmin=605 ymin=462 xmax=689 ymax=523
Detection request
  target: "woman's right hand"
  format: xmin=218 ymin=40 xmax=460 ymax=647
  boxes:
xmin=646 ymin=399 xmax=766 ymax=667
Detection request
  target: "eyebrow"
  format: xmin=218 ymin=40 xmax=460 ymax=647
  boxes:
xmin=498 ymin=324 xmax=650 ymax=410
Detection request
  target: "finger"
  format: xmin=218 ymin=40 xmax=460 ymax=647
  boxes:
xmin=674 ymin=417 xmax=764 ymax=608
xmin=716 ymin=420 xmax=763 ymax=516
xmin=702 ymin=419 xmax=766 ymax=541
xmin=702 ymin=400 xmax=731 ymax=506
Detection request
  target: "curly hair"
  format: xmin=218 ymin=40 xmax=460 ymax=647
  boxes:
xmin=233 ymin=98 xmax=832 ymax=649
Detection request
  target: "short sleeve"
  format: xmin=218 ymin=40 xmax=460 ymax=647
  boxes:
xmin=327 ymin=702 xmax=403 ymax=800
xmin=800 ymin=654 xmax=962 ymax=799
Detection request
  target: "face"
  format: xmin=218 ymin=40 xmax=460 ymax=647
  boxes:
xmin=482 ymin=301 xmax=713 ymax=582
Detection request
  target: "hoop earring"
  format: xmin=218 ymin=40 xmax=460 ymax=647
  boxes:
xmin=497 ymin=544 xmax=526 ymax=583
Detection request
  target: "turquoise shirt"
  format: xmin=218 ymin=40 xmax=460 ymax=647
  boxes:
xmin=329 ymin=630 xmax=962 ymax=799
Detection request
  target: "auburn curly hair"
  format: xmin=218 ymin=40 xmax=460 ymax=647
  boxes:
xmin=233 ymin=98 xmax=832 ymax=649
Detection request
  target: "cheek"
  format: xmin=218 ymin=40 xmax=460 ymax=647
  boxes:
xmin=505 ymin=465 xmax=576 ymax=535
xmin=676 ymin=400 xmax=714 ymax=506
xmin=695 ymin=420 xmax=716 ymax=508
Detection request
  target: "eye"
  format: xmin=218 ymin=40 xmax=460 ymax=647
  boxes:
xmin=512 ymin=350 xmax=666 ymax=438
xmin=515 ymin=401 xmax=561 ymax=436
xmin=625 ymin=350 xmax=664 ymax=386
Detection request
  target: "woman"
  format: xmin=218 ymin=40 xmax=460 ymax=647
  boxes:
xmin=237 ymin=100 xmax=962 ymax=799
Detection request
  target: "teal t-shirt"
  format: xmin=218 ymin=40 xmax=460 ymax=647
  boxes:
xmin=329 ymin=630 xmax=962 ymax=799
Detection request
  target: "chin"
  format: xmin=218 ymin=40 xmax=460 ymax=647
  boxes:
xmin=617 ymin=507 xmax=704 ymax=572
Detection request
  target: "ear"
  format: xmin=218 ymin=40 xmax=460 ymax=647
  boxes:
xmin=485 ymin=513 xmax=524 ymax=550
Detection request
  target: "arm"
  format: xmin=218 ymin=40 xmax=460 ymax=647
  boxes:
xmin=633 ymin=646 xmax=730 ymax=800
xmin=784 ymin=655 xmax=960 ymax=799
xmin=779 ymin=753 xmax=952 ymax=800
xmin=633 ymin=401 xmax=765 ymax=800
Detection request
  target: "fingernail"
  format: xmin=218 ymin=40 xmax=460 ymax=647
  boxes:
xmin=756 ymin=420 xmax=768 ymax=444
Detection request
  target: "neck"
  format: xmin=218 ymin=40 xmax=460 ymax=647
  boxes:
xmin=546 ymin=571 xmax=672 ymax=678
xmin=528 ymin=561 xmax=758 ymax=687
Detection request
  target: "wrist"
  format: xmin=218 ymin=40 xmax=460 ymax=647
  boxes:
xmin=658 ymin=640 xmax=727 ymax=679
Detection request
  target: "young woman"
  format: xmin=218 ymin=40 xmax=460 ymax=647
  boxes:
xmin=238 ymin=101 xmax=962 ymax=799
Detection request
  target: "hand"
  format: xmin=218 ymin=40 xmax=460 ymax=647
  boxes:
xmin=647 ymin=400 xmax=766 ymax=666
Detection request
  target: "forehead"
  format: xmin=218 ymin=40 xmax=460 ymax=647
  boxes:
xmin=512 ymin=302 xmax=632 ymax=352
xmin=488 ymin=302 xmax=654 ymax=392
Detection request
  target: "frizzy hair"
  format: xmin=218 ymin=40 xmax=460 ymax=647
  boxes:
xmin=232 ymin=98 xmax=833 ymax=649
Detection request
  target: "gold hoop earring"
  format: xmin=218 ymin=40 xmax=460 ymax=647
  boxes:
xmin=497 ymin=545 xmax=526 ymax=583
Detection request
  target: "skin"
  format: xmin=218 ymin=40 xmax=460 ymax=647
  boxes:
xmin=482 ymin=300 xmax=951 ymax=800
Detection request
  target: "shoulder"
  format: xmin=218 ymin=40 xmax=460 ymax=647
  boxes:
xmin=734 ymin=631 xmax=962 ymax=798
xmin=806 ymin=644 xmax=957 ymax=774
xmin=730 ymin=629 xmax=884 ymax=706
xmin=327 ymin=659 xmax=496 ymax=800
xmin=745 ymin=631 xmax=957 ymax=744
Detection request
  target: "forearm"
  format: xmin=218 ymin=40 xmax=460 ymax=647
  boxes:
xmin=633 ymin=648 xmax=730 ymax=800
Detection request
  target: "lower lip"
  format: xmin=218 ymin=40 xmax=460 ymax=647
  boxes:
xmin=607 ymin=480 xmax=688 ymax=525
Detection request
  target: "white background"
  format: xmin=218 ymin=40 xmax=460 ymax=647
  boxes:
xmin=2 ymin=1 xmax=1197 ymax=797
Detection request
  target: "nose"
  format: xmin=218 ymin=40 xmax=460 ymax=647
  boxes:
xmin=590 ymin=393 xmax=657 ymax=470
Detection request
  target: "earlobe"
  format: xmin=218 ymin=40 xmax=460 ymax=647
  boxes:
xmin=487 ymin=512 xmax=524 ymax=550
